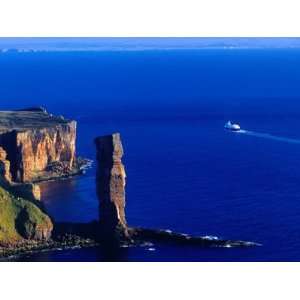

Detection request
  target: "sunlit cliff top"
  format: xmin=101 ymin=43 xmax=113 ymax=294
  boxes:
xmin=0 ymin=108 xmax=73 ymax=133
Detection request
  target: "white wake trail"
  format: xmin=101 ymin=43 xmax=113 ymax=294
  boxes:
xmin=238 ymin=129 xmax=300 ymax=144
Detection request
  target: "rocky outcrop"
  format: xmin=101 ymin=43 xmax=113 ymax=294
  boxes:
xmin=12 ymin=125 xmax=76 ymax=182
xmin=95 ymin=133 xmax=129 ymax=241
xmin=16 ymin=207 xmax=53 ymax=240
xmin=0 ymin=147 xmax=12 ymax=183
xmin=0 ymin=108 xmax=86 ymax=201
xmin=0 ymin=108 xmax=77 ymax=183
xmin=10 ymin=183 xmax=41 ymax=202
xmin=0 ymin=146 xmax=40 ymax=201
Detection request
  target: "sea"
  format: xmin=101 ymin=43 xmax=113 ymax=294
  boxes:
xmin=1 ymin=48 xmax=300 ymax=261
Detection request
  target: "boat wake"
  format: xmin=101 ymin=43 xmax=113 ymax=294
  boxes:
xmin=238 ymin=129 xmax=300 ymax=145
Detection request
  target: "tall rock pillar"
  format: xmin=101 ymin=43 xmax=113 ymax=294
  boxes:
xmin=95 ymin=133 xmax=129 ymax=242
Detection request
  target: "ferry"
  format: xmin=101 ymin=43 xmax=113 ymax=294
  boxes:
xmin=224 ymin=121 xmax=241 ymax=131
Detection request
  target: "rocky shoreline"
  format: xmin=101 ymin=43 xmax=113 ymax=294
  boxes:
xmin=0 ymin=234 xmax=98 ymax=261
xmin=0 ymin=226 xmax=260 ymax=262
xmin=29 ymin=157 xmax=93 ymax=183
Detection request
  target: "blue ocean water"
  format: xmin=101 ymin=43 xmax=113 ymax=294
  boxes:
xmin=1 ymin=49 xmax=300 ymax=261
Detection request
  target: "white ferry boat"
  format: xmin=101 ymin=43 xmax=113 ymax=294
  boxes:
xmin=224 ymin=121 xmax=241 ymax=131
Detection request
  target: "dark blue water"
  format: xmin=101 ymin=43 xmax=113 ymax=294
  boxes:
xmin=1 ymin=49 xmax=300 ymax=261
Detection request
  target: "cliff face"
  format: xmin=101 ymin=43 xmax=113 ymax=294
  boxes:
xmin=0 ymin=146 xmax=12 ymax=183
xmin=95 ymin=133 xmax=129 ymax=240
xmin=14 ymin=123 xmax=76 ymax=182
xmin=0 ymin=145 xmax=41 ymax=201
xmin=0 ymin=109 xmax=76 ymax=183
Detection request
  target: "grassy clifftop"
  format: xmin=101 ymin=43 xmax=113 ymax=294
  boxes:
xmin=0 ymin=186 xmax=53 ymax=245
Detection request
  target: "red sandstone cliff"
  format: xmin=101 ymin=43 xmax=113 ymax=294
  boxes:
xmin=0 ymin=109 xmax=77 ymax=183
xmin=14 ymin=123 xmax=76 ymax=182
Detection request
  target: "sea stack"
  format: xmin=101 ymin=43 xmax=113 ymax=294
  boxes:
xmin=95 ymin=133 xmax=129 ymax=242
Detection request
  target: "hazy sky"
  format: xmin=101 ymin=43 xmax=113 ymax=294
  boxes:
xmin=0 ymin=38 xmax=300 ymax=51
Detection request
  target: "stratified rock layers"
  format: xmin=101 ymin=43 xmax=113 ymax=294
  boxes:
xmin=0 ymin=110 xmax=76 ymax=183
xmin=95 ymin=133 xmax=129 ymax=240
xmin=14 ymin=125 xmax=76 ymax=182
xmin=0 ymin=140 xmax=41 ymax=201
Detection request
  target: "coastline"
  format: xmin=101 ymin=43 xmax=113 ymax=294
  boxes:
xmin=29 ymin=157 xmax=93 ymax=184
xmin=0 ymin=234 xmax=98 ymax=262
xmin=0 ymin=225 xmax=261 ymax=262
xmin=0 ymin=110 xmax=261 ymax=262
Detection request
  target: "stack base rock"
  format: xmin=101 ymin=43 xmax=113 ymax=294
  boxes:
xmin=95 ymin=133 xmax=129 ymax=241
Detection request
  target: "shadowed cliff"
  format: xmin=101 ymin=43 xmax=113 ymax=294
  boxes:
xmin=94 ymin=133 xmax=129 ymax=246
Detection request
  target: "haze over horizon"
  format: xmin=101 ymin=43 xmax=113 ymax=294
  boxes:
xmin=0 ymin=37 xmax=300 ymax=51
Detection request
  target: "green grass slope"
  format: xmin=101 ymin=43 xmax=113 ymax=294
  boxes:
xmin=0 ymin=186 xmax=52 ymax=245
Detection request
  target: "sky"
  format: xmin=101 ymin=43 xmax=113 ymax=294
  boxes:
xmin=0 ymin=38 xmax=300 ymax=51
